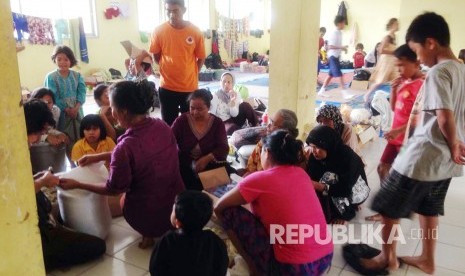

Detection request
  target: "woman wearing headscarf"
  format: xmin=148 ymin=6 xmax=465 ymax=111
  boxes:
xmin=315 ymin=104 xmax=359 ymax=153
xmin=306 ymin=125 xmax=368 ymax=224
xmin=210 ymin=72 xmax=258 ymax=135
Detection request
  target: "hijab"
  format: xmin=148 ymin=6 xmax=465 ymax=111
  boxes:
xmin=216 ymin=72 xmax=235 ymax=104
xmin=316 ymin=105 xmax=344 ymax=136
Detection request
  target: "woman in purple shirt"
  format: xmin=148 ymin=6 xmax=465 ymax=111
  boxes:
xmin=172 ymin=89 xmax=229 ymax=190
xmin=60 ymin=80 xmax=185 ymax=248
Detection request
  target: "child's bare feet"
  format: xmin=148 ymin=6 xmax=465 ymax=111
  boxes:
xmin=400 ymin=256 xmax=435 ymax=275
xmin=138 ymin=237 xmax=155 ymax=249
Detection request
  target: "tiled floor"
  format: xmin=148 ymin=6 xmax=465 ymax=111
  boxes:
xmin=49 ymin=93 xmax=465 ymax=275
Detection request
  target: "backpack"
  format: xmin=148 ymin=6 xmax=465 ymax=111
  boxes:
xmin=353 ymin=69 xmax=371 ymax=81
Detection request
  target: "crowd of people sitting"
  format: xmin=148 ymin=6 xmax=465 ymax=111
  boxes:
xmin=20 ymin=0 xmax=465 ymax=273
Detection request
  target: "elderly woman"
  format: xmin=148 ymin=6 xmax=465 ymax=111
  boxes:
xmin=172 ymin=89 xmax=229 ymax=190
xmin=316 ymin=104 xmax=359 ymax=153
xmin=243 ymin=109 xmax=299 ymax=177
xmin=215 ymin=130 xmax=333 ymax=275
xmin=306 ymin=125 xmax=368 ymax=225
xmin=210 ymin=72 xmax=258 ymax=135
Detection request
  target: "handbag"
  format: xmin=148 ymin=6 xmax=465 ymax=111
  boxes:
xmin=351 ymin=175 xmax=370 ymax=205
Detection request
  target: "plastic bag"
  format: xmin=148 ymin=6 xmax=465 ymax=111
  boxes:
xmin=57 ymin=162 xmax=112 ymax=239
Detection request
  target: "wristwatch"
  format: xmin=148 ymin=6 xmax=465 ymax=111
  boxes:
xmin=322 ymin=183 xmax=330 ymax=196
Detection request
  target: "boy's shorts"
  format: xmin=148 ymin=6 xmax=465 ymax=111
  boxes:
xmin=328 ymin=56 xmax=343 ymax=77
xmin=372 ymin=169 xmax=451 ymax=218
xmin=380 ymin=143 xmax=401 ymax=165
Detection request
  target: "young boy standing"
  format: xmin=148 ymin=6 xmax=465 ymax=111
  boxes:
xmin=149 ymin=191 xmax=228 ymax=276
xmin=353 ymin=43 xmax=366 ymax=69
xmin=318 ymin=15 xmax=348 ymax=96
xmin=359 ymin=12 xmax=465 ymax=274
xmin=365 ymin=44 xmax=424 ymax=222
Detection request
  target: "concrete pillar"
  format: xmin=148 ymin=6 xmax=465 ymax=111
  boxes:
xmin=0 ymin=2 xmax=46 ymax=275
xmin=268 ymin=0 xmax=320 ymax=139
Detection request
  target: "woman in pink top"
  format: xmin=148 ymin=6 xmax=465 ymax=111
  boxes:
xmin=215 ymin=130 xmax=333 ymax=275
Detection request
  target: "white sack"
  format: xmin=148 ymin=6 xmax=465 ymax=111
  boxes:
xmin=57 ymin=162 xmax=112 ymax=239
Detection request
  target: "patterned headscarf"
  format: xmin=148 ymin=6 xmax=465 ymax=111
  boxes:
xmin=316 ymin=104 xmax=344 ymax=135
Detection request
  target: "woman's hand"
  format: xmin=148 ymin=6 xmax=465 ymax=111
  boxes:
xmin=313 ymin=180 xmax=326 ymax=192
xmin=46 ymin=133 xmax=69 ymax=146
xmin=65 ymin=106 xmax=80 ymax=119
xmin=35 ymin=170 xmax=60 ymax=192
xmin=194 ymin=155 xmax=212 ymax=173
xmin=228 ymin=90 xmax=237 ymax=102
xmin=383 ymin=128 xmax=402 ymax=141
xmin=78 ymin=154 xmax=99 ymax=167
xmin=100 ymin=105 xmax=112 ymax=116
xmin=59 ymin=178 xmax=81 ymax=190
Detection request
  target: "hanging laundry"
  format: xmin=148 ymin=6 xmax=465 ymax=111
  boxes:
xmin=54 ymin=19 xmax=69 ymax=45
xmin=12 ymin=12 xmax=29 ymax=42
xmin=27 ymin=15 xmax=55 ymax=45
xmin=69 ymin=18 xmax=89 ymax=63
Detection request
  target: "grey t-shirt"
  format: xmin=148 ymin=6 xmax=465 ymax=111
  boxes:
xmin=392 ymin=60 xmax=465 ymax=181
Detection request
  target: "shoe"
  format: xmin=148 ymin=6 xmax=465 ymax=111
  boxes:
xmin=318 ymin=87 xmax=330 ymax=98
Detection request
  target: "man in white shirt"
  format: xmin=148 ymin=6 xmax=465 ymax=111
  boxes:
xmin=318 ymin=15 xmax=348 ymax=96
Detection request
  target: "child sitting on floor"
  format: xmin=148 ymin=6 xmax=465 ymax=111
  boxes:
xmin=71 ymin=114 xmax=116 ymax=168
xmin=93 ymin=84 xmax=125 ymax=141
xmin=150 ymin=190 xmax=228 ymax=276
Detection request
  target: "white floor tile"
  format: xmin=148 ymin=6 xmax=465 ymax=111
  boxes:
xmin=79 ymin=255 xmax=147 ymax=276
xmin=406 ymin=265 xmax=465 ymax=275
xmin=326 ymin=266 xmax=342 ymax=275
xmin=331 ymin=243 xmax=346 ymax=269
xmin=112 ymin=216 xmax=136 ymax=231
xmin=105 ymin=224 xmax=141 ymax=256
xmin=113 ymin=240 xmax=154 ymax=270
xmin=440 ymin=207 xmax=465 ymax=228
xmin=438 ymin=223 xmax=465 ymax=249
xmin=415 ymin=242 xmax=465 ymax=273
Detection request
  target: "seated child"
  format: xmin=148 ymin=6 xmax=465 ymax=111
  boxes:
xmin=353 ymin=43 xmax=366 ymax=69
xmin=210 ymin=72 xmax=258 ymax=135
xmin=93 ymin=84 xmax=125 ymax=141
xmin=150 ymin=190 xmax=228 ymax=276
xmin=71 ymin=114 xmax=116 ymax=168
xmin=30 ymin=87 xmax=69 ymax=147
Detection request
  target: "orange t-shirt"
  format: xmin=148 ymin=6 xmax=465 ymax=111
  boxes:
xmin=150 ymin=22 xmax=206 ymax=92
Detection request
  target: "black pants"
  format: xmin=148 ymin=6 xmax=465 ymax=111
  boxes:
xmin=224 ymin=102 xmax=259 ymax=135
xmin=159 ymin=87 xmax=192 ymax=126
xmin=42 ymin=226 xmax=106 ymax=271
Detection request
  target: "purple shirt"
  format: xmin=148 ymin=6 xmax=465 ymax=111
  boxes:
xmin=106 ymin=117 xmax=184 ymax=237
xmin=172 ymin=113 xmax=229 ymax=167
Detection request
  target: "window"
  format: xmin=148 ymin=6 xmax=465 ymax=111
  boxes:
xmin=10 ymin=0 xmax=98 ymax=36
xmin=137 ymin=0 xmax=210 ymax=32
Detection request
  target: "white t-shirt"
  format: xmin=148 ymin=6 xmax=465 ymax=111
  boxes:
xmin=393 ymin=60 xmax=465 ymax=181
xmin=364 ymin=49 xmax=376 ymax=64
xmin=327 ymin=29 xmax=343 ymax=58
xmin=210 ymin=90 xmax=241 ymax=121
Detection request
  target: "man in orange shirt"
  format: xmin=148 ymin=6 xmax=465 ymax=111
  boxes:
xmin=150 ymin=0 xmax=206 ymax=126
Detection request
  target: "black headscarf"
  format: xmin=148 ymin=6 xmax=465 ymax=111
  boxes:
xmin=306 ymin=125 xmax=366 ymax=198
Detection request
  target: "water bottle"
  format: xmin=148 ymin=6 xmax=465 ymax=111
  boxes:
xmin=261 ymin=111 xmax=268 ymax=126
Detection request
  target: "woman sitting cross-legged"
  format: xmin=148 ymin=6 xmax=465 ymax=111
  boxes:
xmin=210 ymin=72 xmax=258 ymax=135
xmin=306 ymin=125 xmax=368 ymax=225
xmin=59 ymin=80 xmax=185 ymax=249
xmin=172 ymin=89 xmax=229 ymax=191
xmin=215 ymin=130 xmax=333 ymax=276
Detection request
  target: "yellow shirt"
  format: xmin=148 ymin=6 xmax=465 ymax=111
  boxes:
xmin=71 ymin=137 xmax=116 ymax=166
xmin=150 ymin=22 xmax=206 ymax=92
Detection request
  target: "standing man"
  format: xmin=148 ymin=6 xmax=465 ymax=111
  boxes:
xmin=318 ymin=15 xmax=348 ymax=97
xmin=150 ymin=0 xmax=206 ymax=126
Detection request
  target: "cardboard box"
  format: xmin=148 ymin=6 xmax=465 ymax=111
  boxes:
xmin=350 ymin=80 xmax=369 ymax=91
xmin=355 ymin=124 xmax=378 ymax=144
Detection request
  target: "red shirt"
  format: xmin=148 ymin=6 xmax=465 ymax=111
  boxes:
xmin=390 ymin=78 xmax=424 ymax=145
xmin=353 ymin=52 xmax=365 ymax=68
